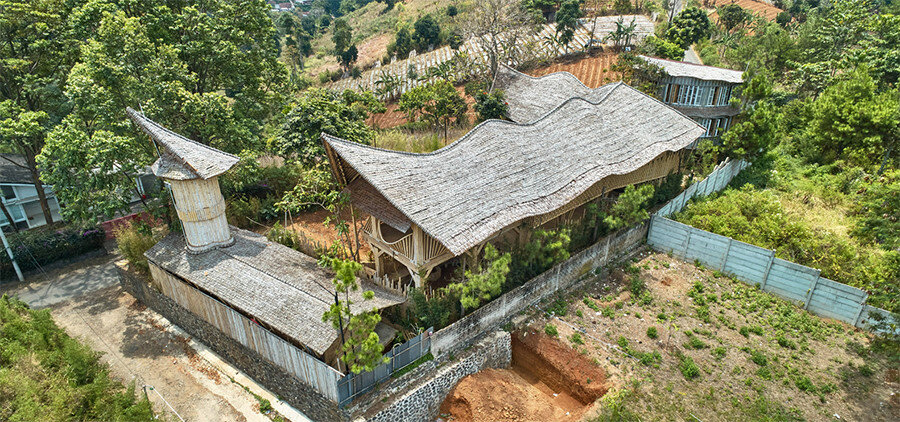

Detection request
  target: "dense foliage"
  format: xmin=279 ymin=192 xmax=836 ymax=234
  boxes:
xmin=0 ymin=225 xmax=104 ymax=279
xmin=114 ymin=220 xmax=165 ymax=274
xmin=0 ymin=295 xmax=155 ymax=420
xmin=474 ymin=89 xmax=509 ymax=121
xmin=274 ymin=89 xmax=383 ymax=166
xmin=6 ymin=0 xmax=289 ymax=224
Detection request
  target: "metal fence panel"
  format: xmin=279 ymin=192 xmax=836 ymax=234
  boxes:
xmin=337 ymin=327 xmax=433 ymax=407
xmin=647 ymin=159 xmax=894 ymax=333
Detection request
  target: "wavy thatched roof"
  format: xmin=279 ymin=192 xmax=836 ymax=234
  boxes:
xmin=324 ymin=82 xmax=704 ymax=256
xmin=126 ymin=107 xmax=239 ymax=180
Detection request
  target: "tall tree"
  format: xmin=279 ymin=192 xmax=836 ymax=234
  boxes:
xmin=464 ymin=0 xmax=539 ymax=79
xmin=413 ymin=14 xmax=442 ymax=51
xmin=36 ymin=1 xmax=287 ymax=224
xmin=332 ymin=18 xmax=353 ymax=59
xmin=665 ymin=7 xmax=714 ymax=49
xmin=398 ymin=80 xmax=468 ymax=141
xmin=275 ymin=89 xmax=383 ymax=166
xmin=799 ymin=67 xmax=899 ymax=171
xmin=717 ymin=4 xmax=751 ymax=33
xmin=555 ymin=0 xmax=583 ymax=52
xmin=0 ymin=0 xmax=81 ymax=225
xmin=321 ymin=258 xmax=388 ymax=374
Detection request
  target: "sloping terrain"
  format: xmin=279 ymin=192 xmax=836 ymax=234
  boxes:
xmin=539 ymin=251 xmax=897 ymax=421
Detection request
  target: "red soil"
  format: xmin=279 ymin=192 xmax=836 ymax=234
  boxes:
xmin=439 ymin=330 xmax=608 ymax=422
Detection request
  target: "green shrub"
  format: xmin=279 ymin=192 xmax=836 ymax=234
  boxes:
xmin=749 ymin=349 xmax=768 ymax=366
xmin=684 ymin=334 xmax=708 ymax=350
xmin=0 ymin=295 xmax=155 ymax=420
xmin=473 ymin=89 xmax=508 ymax=122
xmin=777 ymin=335 xmax=797 ymax=350
xmin=546 ymin=296 xmax=569 ymax=316
xmin=1 ymin=224 xmax=105 ymax=278
xmin=679 ymin=355 xmax=701 ymax=380
xmin=712 ymin=347 xmax=727 ymax=359
xmin=570 ymin=332 xmax=584 ymax=345
xmin=114 ymin=221 xmax=162 ymax=274
xmin=544 ymin=324 xmax=559 ymax=337
xmin=794 ymin=376 xmax=816 ymax=392
xmin=646 ymin=326 xmax=659 ymax=339
xmin=584 ymin=296 xmax=601 ymax=311
xmin=740 ymin=326 xmax=750 ymax=337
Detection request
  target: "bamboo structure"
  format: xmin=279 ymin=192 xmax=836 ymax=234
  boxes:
xmin=325 ymin=76 xmax=705 ymax=288
xmin=127 ymin=107 xmax=238 ymax=253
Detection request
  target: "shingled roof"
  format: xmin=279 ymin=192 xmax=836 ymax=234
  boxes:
xmin=145 ymin=228 xmax=405 ymax=356
xmin=126 ymin=107 xmax=239 ymax=180
xmin=638 ymin=56 xmax=744 ymax=84
xmin=324 ymin=82 xmax=705 ymax=256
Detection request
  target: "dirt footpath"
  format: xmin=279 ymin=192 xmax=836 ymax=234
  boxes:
xmin=50 ymin=284 xmax=297 ymax=422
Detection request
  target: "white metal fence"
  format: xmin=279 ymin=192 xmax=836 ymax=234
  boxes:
xmin=647 ymin=160 xmax=896 ymax=332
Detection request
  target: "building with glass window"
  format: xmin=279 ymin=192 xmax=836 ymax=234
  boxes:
xmin=0 ymin=154 xmax=63 ymax=231
xmin=639 ymin=56 xmax=744 ymax=140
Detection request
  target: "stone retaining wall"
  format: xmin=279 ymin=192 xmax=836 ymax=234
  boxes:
xmin=364 ymin=331 xmax=511 ymax=422
xmin=117 ymin=263 xmax=347 ymax=422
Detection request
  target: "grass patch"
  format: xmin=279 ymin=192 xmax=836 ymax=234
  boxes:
xmin=391 ymin=352 xmax=434 ymax=379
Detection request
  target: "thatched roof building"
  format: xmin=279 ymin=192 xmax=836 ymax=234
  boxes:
xmin=324 ymin=81 xmax=704 ymax=282
xmin=126 ymin=107 xmax=239 ymax=180
xmin=146 ymin=228 xmax=405 ymax=357
xmin=490 ymin=65 xmax=620 ymax=123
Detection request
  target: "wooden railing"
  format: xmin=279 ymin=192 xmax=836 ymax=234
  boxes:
xmin=424 ymin=234 xmax=449 ymax=263
xmin=385 ymin=233 xmax=414 ymax=263
xmin=360 ymin=218 xmax=372 ymax=236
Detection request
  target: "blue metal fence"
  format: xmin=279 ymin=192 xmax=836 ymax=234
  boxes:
xmin=336 ymin=328 xmax=433 ymax=407
xmin=647 ymin=159 xmax=895 ymax=332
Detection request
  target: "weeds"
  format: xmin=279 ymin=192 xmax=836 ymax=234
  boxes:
xmin=679 ymin=355 xmax=701 ymax=380
xmin=544 ymin=324 xmax=559 ymax=338
xmin=647 ymin=326 xmax=659 ymax=339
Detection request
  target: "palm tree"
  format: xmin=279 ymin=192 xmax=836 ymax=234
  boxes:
xmin=606 ymin=17 xmax=637 ymax=51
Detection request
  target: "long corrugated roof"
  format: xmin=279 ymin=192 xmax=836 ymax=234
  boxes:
xmin=145 ymin=228 xmax=405 ymax=356
xmin=126 ymin=107 xmax=239 ymax=180
xmin=324 ymin=82 xmax=704 ymax=256
xmin=638 ymin=55 xmax=744 ymax=84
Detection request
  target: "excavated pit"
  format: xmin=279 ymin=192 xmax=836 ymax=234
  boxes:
xmin=439 ymin=330 xmax=608 ymax=421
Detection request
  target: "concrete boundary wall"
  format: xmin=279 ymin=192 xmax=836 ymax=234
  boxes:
xmin=431 ymin=221 xmax=649 ymax=359
xmin=648 ymin=215 xmax=872 ymax=326
xmin=647 ymin=158 xmax=896 ymax=332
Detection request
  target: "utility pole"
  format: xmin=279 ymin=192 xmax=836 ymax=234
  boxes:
xmin=0 ymin=227 xmax=23 ymax=282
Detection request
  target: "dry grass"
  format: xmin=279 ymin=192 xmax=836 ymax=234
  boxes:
xmin=535 ymin=251 xmax=897 ymax=421
xmin=373 ymin=127 xmax=473 ymax=153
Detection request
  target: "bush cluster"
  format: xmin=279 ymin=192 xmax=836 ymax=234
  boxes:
xmin=0 ymin=225 xmax=104 ymax=279
xmin=0 ymin=295 xmax=155 ymax=420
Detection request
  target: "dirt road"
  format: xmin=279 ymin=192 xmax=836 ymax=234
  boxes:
xmin=4 ymin=253 xmax=310 ymax=422
xmin=51 ymin=284 xmax=291 ymax=421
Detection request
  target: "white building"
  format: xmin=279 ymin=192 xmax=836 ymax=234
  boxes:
xmin=0 ymin=154 xmax=63 ymax=231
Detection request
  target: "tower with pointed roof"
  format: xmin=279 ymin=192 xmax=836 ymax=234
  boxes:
xmin=126 ymin=107 xmax=239 ymax=253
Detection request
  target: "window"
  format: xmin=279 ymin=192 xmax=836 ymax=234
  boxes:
xmin=1 ymin=185 xmax=16 ymax=201
xmin=718 ymin=86 xmax=733 ymax=106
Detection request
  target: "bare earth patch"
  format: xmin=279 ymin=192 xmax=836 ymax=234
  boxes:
xmin=541 ymin=251 xmax=898 ymax=421
xmin=439 ymin=330 xmax=608 ymax=422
